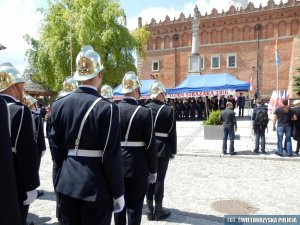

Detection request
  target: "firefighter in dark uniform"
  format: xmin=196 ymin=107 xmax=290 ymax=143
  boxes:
xmin=0 ymin=95 xmax=22 ymax=225
xmin=48 ymin=76 xmax=78 ymax=225
xmin=145 ymin=81 xmax=177 ymax=221
xmin=114 ymin=71 xmax=157 ymax=225
xmin=23 ymin=94 xmax=46 ymax=200
xmin=48 ymin=45 xmax=125 ymax=225
xmin=0 ymin=63 xmax=40 ymax=225
xmin=23 ymin=94 xmax=46 ymax=168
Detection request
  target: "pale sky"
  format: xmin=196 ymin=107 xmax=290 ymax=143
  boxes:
xmin=0 ymin=0 xmax=287 ymax=73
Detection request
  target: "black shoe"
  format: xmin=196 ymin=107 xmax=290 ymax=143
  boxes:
xmin=230 ymin=152 xmax=237 ymax=155
xmin=275 ymin=152 xmax=283 ymax=157
xmin=37 ymin=190 xmax=44 ymax=198
xmin=223 ymin=152 xmax=227 ymax=155
xmin=295 ymin=151 xmax=299 ymax=155
xmin=288 ymin=154 xmax=293 ymax=157
xmin=261 ymin=151 xmax=266 ymax=154
xmin=253 ymin=150 xmax=259 ymax=154
xmin=154 ymin=202 xmax=171 ymax=221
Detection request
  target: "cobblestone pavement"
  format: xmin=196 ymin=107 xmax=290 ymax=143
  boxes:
xmin=28 ymin=114 xmax=300 ymax=224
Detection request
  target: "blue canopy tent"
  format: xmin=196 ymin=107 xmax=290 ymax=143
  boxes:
xmin=166 ymin=73 xmax=250 ymax=95
xmin=113 ymin=79 xmax=156 ymax=98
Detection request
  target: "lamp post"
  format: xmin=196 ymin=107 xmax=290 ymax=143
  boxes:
xmin=252 ymin=65 xmax=262 ymax=99
xmin=254 ymin=24 xmax=262 ymax=98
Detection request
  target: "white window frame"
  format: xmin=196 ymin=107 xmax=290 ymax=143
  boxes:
xmin=227 ymin=53 xmax=237 ymax=68
xmin=200 ymin=56 xmax=205 ymax=70
xmin=152 ymin=60 xmax=160 ymax=72
xmin=211 ymin=54 xmax=220 ymax=69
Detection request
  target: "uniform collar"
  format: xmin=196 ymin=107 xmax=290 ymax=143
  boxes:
xmin=122 ymin=96 xmax=139 ymax=104
xmin=74 ymin=86 xmax=100 ymax=97
xmin=0 ymin=94 xmax=18 ymax=103
xmin=152 ymin=99 xmax=164 ymax=105
xmin=79 ymin=84 xmax=97 ymax=91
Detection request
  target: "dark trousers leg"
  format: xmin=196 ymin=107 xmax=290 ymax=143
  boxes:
xmin=146 ymin=157 xmax=169 ymax=202
xmin=60 ymin=193 xmax=112 ymax=225
xmin=20 ymin=204 xmax=29 ymax=225
xmin=228 ymin=126 xmax=235 ymax=153
xmin=222 ymin=126 xmax=229 ymax=153
xmin=114 ymin=177 xmax=148 ymax=225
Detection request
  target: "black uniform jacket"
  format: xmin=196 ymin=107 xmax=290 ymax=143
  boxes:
xmin=32 ymin=111 xmax=46 ymax=155
xmin=118 ymin=97 xmax=157 ymax=178
xmin=146 ymin=100 xmax=177 ymax=158
xmin=2 ymin=95 xmax=40 ymax=200
xmin=49 ymin=87 xmax=124 ymax=202
xmin=0 ymin=96 xmax=22 ymax=225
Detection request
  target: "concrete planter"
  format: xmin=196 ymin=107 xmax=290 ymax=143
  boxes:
xmin=204 ymin=125 xmax=223 ymax=140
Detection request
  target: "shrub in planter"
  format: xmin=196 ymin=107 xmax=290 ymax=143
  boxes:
xmin=204 ymin=110 xmax=222 ymax=125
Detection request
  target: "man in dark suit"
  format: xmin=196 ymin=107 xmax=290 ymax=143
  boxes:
xmin=0 ymin=95 xmax=22 ymax=225
xmin=0 ymin=63 xmax=40 ymax=225
xmin=145 ymin=81 xmax=177 ymax=221
xmin=49 ymin=45 xmax=124 ymax=225
xmin=114 ymin=71 xmax=157 ymax=225
xmin=237 ymin=92 xmax=246 ymax=117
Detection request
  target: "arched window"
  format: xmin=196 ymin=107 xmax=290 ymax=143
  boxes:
xmin=291 ymin=20 xmax=299 ymax=36
xmin=164 ymin=36 xmax=170 ymax=49
xmin=182 ymin=33 xmax=189 ymax=46
xmin=278 ymin=21 xmax=286 ymax=37
xmin=155 ymin=37 xmax=162 ymax=50
xmin=232 ymin=27 xmax=239 ymax=42
xmin=147 ymin=38 xmax=153 ymax=50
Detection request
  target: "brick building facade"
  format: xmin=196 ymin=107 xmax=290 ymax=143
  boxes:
xmin=137 ymin=0 xmax=300 ymax=99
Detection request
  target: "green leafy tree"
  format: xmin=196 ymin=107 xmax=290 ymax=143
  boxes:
xmin=25 ymin=0 xmax=150 ymax=92
xmin=294 ymin=67 xmax=300 ymax=96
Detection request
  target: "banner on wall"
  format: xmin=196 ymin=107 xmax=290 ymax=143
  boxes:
xmin=166 ymin=89 xmax=236 ymax=99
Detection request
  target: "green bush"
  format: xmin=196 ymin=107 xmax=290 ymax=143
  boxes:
xmin=204 ymin=110 xmax=222 ymax=125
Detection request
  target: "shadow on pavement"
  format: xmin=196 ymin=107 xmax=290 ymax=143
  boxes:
xmin=142 ymin=206 xmax=223 ymax=224
xmin=27 ymin=213 xmax=51 ymax=225
xmin=37 ymin=190 xmax=56 ymax=202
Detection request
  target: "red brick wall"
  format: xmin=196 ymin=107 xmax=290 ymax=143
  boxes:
xmin=138 ymin=0 xmax=300 ymax=99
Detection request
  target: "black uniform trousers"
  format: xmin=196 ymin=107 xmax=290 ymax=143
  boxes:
xmin=114 ymin=177 xmax=148 ymax=225
xmin=146 ymin=157 xmax=169 ymax=202
xmin=59 ymin=193 xmax=112 ymax=225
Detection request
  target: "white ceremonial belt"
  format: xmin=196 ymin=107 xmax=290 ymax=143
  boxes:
xmin=120 ymin=141 xmax=145 ymax=147
xmin=68 ymin=149 xmax=103 ymax=157
xmin=155 ymin=132 xmax=169 ymax=137
xmin=12 ymin=147 xmax=16 ymax=153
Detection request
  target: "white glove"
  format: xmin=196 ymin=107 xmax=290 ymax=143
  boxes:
xmin=113 ymin=195 xmax=125 ymax=213
xmin=23 ymin=189 xmax=38 ymax=205
xmin=41 ymin=150 xmax=46 ymax=158
xmin=148 ymin=172 xmax=157 ymax=184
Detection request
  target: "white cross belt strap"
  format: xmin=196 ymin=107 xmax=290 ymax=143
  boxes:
xmin=7 ymin=103 xmax=24 ymax=153
xmin=120 ymin=141 xmax=145 ymax=147
xmin=68 ymin=149 xmax=103 ymax=157
xmin=73 ymin=97 xmax=102 ymax=156
xmin=123 ymin=106 xmax=141 ymax=147
xmin=155 ymin=132 xmax=169 ymax=137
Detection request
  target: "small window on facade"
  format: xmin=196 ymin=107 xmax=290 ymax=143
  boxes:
xmin=227 ymin=53 xmax=237 ymax=68
xmin=200 ymin=56 xmax=205 ymax=70
xmin=152 ymin=60 xmax=160 ymax=72
xmin=211 ymin=55 xmax=220 ymax=69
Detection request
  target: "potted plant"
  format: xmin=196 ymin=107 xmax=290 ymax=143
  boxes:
xmin=203 ymin=110 xmax=223 ymax=140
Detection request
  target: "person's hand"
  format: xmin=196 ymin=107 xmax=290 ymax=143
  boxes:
xmin=23 ymin=189 xmax=38 ymax=205
xmin=113 ymin=195 xmax=125 ymax=213
xmin=148 ymin=172 xmax=157 ymax=184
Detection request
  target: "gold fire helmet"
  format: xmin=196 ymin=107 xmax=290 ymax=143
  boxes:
xmin=101 ymin=84 xmax=113 ymax=99
xmin=23 ymin=94 xmax=38 ymax=108
xmin=150 ymin=80 xmax=166 ymax=98
xmin=56 ymin=76 xmax=78 ymax=100
xmin=0 ymin=62 xmax=26 ymax=92
xmin=73 ymin=45 xmax=104 ymax=81
xmin=121 ymin=71 xmax=141 ymax=94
